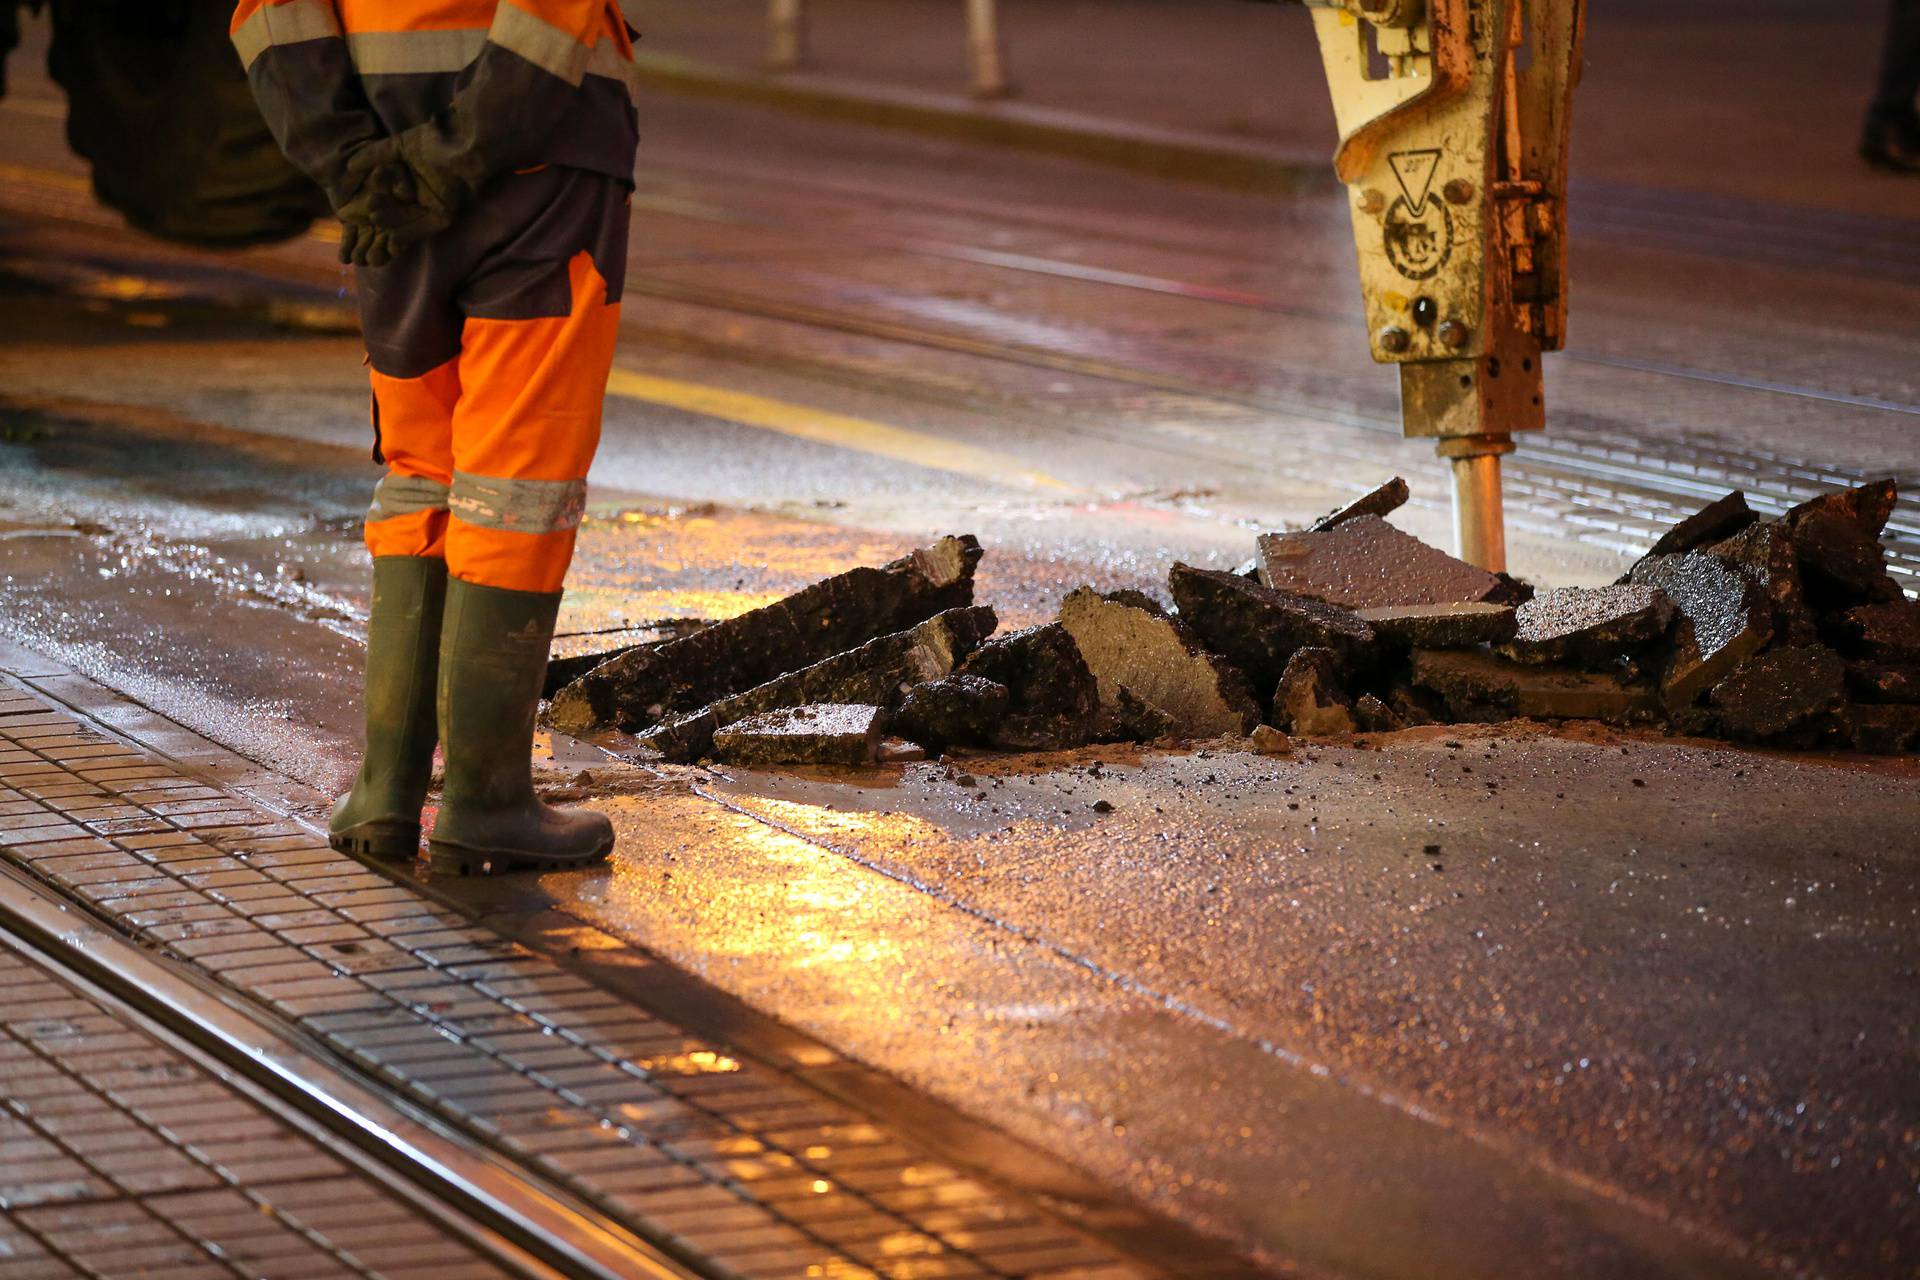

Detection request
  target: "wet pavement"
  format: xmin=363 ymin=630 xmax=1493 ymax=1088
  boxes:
xmin=3 ymin=11 xmax=1920 ymax=1277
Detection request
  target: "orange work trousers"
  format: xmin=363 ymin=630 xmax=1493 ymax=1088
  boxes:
xmin=355 ymin=165 xmax=629 ymax=594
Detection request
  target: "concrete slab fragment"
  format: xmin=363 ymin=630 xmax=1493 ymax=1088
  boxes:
xmin=1060 ymin=588 xmax=1260 ymax=738
xmin=1503 ymin=585 xmax=1674 ymax=667
xmin=1257 ymin=516 xmax=1502 ymax=611
xmin=712 ymin=705 xmax=887 ymax=767
xmin=1167 ymin=563 xmax=1375 ymax=689
xmin=1358 ymin=601 xmax=1517 ymax=649
xmin=551 ymin=535 xmax=982 ymax=735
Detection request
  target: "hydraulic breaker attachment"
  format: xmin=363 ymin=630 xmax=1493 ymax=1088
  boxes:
xmin=1306 ymin=0 xmax=1585 ymax=571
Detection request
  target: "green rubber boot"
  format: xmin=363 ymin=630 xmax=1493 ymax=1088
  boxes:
xmin=428 ymin=578 xmax=614 ymax=876
xmin=329 ymin=556 xmax=448 ymax=860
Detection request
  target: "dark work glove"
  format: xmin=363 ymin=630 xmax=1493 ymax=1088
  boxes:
xmin=334 ymin=136 xmax=460 ymax=268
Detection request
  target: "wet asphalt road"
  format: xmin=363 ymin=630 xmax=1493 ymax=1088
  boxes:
xmin=3 ymin=29 xmax=1920 ymax=1279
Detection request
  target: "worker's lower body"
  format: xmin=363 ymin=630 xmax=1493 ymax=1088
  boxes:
xmin=329 ymin=164 xmax=631 ymax=874
xmin=1863 ymin=0 xmax=1920 ymax=172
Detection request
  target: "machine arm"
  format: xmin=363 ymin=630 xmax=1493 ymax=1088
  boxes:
xmin=1262 ymin=0 xmax=1586 ymax=571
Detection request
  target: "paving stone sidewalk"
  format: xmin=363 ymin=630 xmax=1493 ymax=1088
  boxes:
xmin=0 ymin=939 xmax=517 ymax=1280
xmin=0 ymin=675 xmax=1155 ymax=1280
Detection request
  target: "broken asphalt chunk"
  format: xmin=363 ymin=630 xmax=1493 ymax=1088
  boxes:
xmin=1354 ymin=694 xmax=1406 ymax=733
xmin=1357 ymin=601 xmax=1516 ymax=649
xmin=1249 ymin=724 xmax=1293 ymax=755
xmin=1848 ymin=703 xmax=1920 ymax=754
xmin=1059 ymin=587 xmax=1261 ymax=738
xmin=1257 ymin=515 xmax=1502 ymax=611
xmin=1310 ymin=477 xmax=1409 ymax=531
xmin=642 ymin=607 xmax=997 ymax=763
xmin=711 ymin=704 xmax=887 ymax=767
xmin=1411 ymin=648 xmax=1658 ymax=724
xmin=1627 ymin=554 xmax=1772 ymax=709
xmin=542 ymin=619 xmax=714 ymax=700
xmin=1828 ymin=600 xmax=1920 ymax=663
xmin=956 ymin=622 xmax=1101 ymax=752
xmin=1784 ymin=507 xmax=1900 ymax=605
xmin=1502 ymin=585 xmax=1674 ymax=667
xmin=1092 ymin=686 xmax=1177 ymax=744
xmin=1167 ymin=563 xmax=1375 ymax=689
xmin=1780 ymin=479 xmax=1898 ymax=540
xmin=891 ymin=675 xmax=1010 ymax=753
xmin=549 ymin=535 xmax=982 ymax=736
xmin=1637 ymin=489 xmax=1756 ymax=563
xmin=1275 ymin=648 xmax=1356 ymax=736
xmin=1703 ymin=522 xmax=1816 ymax=646
xmin=1708 ymin=646 xmax=1845 ymax=743
xmin=1486 ymin=573 xmax=1537 ymax=607
xmin=1844 ymin=661 xmax=1920 ymax=705
xmin=1387 ymin=685 xmax=1443 ymax=726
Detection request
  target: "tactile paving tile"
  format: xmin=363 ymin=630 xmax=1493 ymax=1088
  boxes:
xmin=0 ymin=686 xmax=1155 ymax=1280
xmin=0 ymin=940 xmax=515 ymax=1280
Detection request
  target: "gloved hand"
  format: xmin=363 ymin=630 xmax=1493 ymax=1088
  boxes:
xmin=334 ymin=135 xmax=461 ymax=268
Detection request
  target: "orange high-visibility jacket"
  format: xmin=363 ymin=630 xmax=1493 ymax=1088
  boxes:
xmin=230 ymin=0 xmax=638 ymax=209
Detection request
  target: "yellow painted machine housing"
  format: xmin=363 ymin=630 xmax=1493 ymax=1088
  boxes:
xmin=1306 ymin=0 xmax=1586 ymax=568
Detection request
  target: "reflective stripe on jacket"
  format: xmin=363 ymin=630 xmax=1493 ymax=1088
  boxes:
xmin=230 ymin=0 xmax=638 ymax=207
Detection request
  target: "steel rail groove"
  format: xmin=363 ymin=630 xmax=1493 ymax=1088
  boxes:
xmin=0 ymin=862 xmax=714 ymax=1280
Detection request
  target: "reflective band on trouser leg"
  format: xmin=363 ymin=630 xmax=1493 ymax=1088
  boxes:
xmin=366 ymin=360 xmax=460 ymax=562
xmin=446 ymin=252 xmax=619 ymax=593
xmin=366 ymin=472 xmax=452 ymax=559
xmin=448 ymin=473 xmax=587 ymax=534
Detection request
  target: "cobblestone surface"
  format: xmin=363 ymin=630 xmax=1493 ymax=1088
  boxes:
xmin=0 ymin=940 xmax=515 ymax=1280
xmin=0 ymin=682 xmax=1154 ymax=1280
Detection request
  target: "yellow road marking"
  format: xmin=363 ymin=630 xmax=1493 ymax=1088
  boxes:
xmin=0 ymin=147 xmax=1065 ymax=495
xmin=605 ymin=368 xmax=1072 ymax=492
xmin=0 ymin=161 xmax=90 ymax=194
xmin=0 ymin=98 xmax=66 ymax=121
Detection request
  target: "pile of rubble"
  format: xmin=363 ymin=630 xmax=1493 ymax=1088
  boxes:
xmin=546 ymin=479 xmax=1920 ymax=765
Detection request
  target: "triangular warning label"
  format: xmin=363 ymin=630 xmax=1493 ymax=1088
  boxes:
xmin=1388 ymin=149 xmax=1442 ymax=216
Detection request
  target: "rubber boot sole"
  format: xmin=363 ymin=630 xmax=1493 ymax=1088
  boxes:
xmin=426 ymin=830 xmax=616 ymax=877
xmin=328 ymin=820 xmax=422 ymax=861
